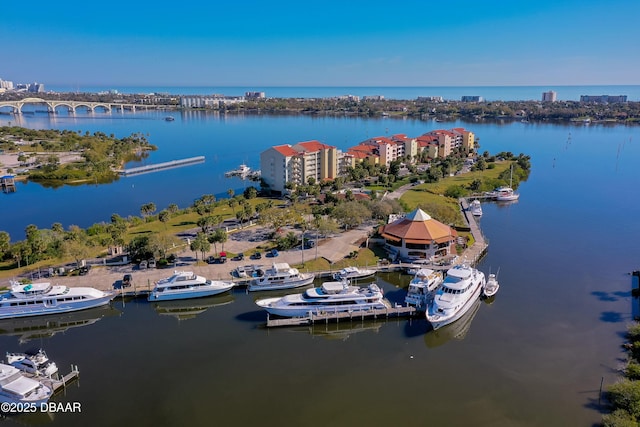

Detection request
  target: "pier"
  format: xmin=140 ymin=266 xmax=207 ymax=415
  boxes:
xmin=1 ymin=175 xmax=16 ymax=193
xmin=119 ymin=156 xmax=205 ymax=176
xmin=265 ymin=305 xmax=417 ymax=327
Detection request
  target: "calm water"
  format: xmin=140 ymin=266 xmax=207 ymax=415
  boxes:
xmin=1 ymin=110 xmax=639 ymax=426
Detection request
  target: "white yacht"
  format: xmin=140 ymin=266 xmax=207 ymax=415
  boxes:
xmin=483 ymin=273 xmax=500 ymax=297
xmin=495 ymin=186 xmax=519 ymax=201
xmin=255 ymin=280 xmax=388 ymax=318
xmin=0 ymin=281 xmax=116 ymax=320
xmin=0 ymin=363 xmax=52 ymax=405
xmin=333 ymin=266 xmax=376 ymax=281
xmin=404 ymin=268 xmax=443 ymax=310
xmin=148 ymin=271 xmax=234 ymax=301
xmin=248 ymin=263 xmax=315 ymax=292
xmin=6 ymin=349 xmax=58 ymax=378
xmin=426 ymin=264 xmax=486 ymax=330
xmin=495 ymin=164 xmax=520 ymax=201
xmin=469 ymin=199 xmax=483 ymax=216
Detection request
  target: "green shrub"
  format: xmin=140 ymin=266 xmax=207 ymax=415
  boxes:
xmin=607 ymin=380 xmax=640 ymax=418
xmin=602 ymin=409 xmax=637 ymax=427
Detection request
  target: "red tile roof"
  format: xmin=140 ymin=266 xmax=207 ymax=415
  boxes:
xmin=272 ymin=145 xmax=299 ymax=157
xmin=296 ymin=140 xmax=335 ymax=152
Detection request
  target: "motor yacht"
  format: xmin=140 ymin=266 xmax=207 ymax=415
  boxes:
xmin=426 ymin=264 xmax=485 ymax=330
xmin=0 ymin=281 xmax=115 ymax=320
xmin=148 ymin=271 xmax=234 ymax=301
xmin=333 ymin=266 xmax=376 ymax=281
xmin=248 ymin=263 xmax=315 ymax=292
xmin=0 ymin=363 xmax=52 ymax=405
xmin=483 ymin=273 xmax=500 ymax=297
xmin=469 ymin=199 xmax=483 ymax=216
xmin=6 ymin=349 xmax=58 ymax=378
xmin=404 ymin=268 xmax=443 ymax=310
xmin=255 ymin=280 xmax=388 ymax=318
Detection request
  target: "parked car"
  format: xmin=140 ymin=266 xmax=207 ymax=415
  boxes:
xmin=251 ymin=252 xmax=262 ymax=260
xmin=122 ymin=274 xmax=132 ymax=288
xmin=232 ymin=253 xmax=244 ymax=261
xmin=78 ymin=265 xmax=90 ymax=276
xmin=148 ymin=258 xmax=156 ymax=268
xmin=268 ymin=249 xmax=279 ymax=257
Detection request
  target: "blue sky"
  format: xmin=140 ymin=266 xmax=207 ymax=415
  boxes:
xmin=1 ymin=0 xmax=638 ymax=86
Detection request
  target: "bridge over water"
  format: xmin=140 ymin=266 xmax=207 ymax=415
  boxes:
xmin=0 ymin=97 xmax=163 ymax=114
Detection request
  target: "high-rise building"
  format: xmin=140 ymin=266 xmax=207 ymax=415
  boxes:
xmin=542 ymin=91 xmax=557 ymax=102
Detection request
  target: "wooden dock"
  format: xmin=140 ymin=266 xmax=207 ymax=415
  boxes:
xmin=265 ymin=305 xmax=417 ymax=327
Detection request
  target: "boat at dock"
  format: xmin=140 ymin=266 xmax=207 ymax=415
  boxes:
xmin=333 ymin=266 xmax=376 ymax=281
xmin=0 ymin=363 xmax=52 ymax=405
xmin=404 ymin=268 xmax=443 ymax=310
xmin=426 ymin=264 xmax=485 ymax=330
xmin=255 ymin=280 xmax=388 ymax=318
xmin=0 ymin=281 xmax=116 ymax=320
xmin=224 ymin=164 xmax=261 ymax=180
xmin=148 ymin=271 xmax=234 ymax=301
xmin=248 ymin=263 xmax=315 ymax=292
xmin=495 ymin=163 xmax=519 ymax=201
xmin=6 ymin=349 xmax=58 ymax=378
xmin=483 ymin=273 xmax=500 ymax=297
xmin=469 ymin=199 xmax=483 ymax=216
xmin=232 ymin=264 xmax=263 ymax=279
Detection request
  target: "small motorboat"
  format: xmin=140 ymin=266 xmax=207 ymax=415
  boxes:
xmin=483 ymin=273 xmax=500 ymax=297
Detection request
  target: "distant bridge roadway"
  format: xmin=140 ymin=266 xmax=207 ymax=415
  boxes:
xmin=0 ymin=97 xmax=165 ymax=114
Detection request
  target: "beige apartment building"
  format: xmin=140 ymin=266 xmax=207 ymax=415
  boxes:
xmin=260 ymin=140 xmax=339 ymax=194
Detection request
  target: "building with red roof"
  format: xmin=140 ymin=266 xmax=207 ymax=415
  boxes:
xmin=260 ymin=140 xmax=340 ymax=194
xmin=379 ymin=208 xmax=457 ymax=262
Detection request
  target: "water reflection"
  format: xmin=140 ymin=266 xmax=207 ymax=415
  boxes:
xmin=152 ymin=293 xmax=234 ymax=321
xmin=287 ymin=319 xmax=385 ymax=341
xmin=0 ymin=306 xmax=120 ymax=344
xmin=424 ymin=298 xmax=482 ymax=348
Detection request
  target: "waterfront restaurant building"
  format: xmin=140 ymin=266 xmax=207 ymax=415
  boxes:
xmin=380 ymin=208 xmax=457 ymax=262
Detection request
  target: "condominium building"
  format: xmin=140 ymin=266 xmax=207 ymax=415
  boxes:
xmin=260 ymin=140 xmax=339 ymax=194
xmin=580 ymin=95 xmax=627 ymax=104
xmin=542 ymin=91 xmax=557 ymax=102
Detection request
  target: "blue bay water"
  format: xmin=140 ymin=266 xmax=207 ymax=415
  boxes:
xmin=0 ymin=107 xmax=639 ymax=426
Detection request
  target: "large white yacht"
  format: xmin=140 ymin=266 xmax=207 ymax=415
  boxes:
xmin=148 ymin=271 xmax=234 ymax=301
xmin=333 ymin=266 xmax=376 ymax=281
xmin=404 ymin=268 xmax=443 ymax=310
xmin=248 ymin=263 xmax=315 ymax=292
xmin=0 ymin=281 xmax=116 ymax=320
xmin=426 ymin=264 xmax=486 ymax=330
xmin=0 ymin=363 xmax=52 ymax=405
xmin=255 ymin=280 xmax=388 ymax=317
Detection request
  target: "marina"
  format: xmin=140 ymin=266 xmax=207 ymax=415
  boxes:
xmin=0 ymin=111 xmax=637 ymax=427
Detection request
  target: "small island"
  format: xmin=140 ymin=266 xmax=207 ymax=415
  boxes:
xmin=0 ymin=126 xmax=156 ymax=187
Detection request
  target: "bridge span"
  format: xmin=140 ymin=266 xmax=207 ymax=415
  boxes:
xmin=0 ymin=97 xmax=165 ymax=115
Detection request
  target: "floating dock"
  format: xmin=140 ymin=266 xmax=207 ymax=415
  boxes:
xmin=119 ymin=156 xmax=205 ymax=176
xmin=265 ymin=305 xmax=417 ymax=327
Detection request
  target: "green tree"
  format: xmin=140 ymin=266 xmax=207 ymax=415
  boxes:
xmin=191 ymin=232 xmax=210 ymax=261
xmin=243 ymin=186 xmax=258 ymax=200
xmin=140 ymin=202 xmax=157 ymax=218
xmin=0 ymin=231 xmax=10 ymax=260
xmin=158 ymin=210 xmax=170 ymax=229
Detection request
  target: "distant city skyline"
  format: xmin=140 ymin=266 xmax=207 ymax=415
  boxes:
xmin=2 ymin=0 xmax=638 ymax=87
